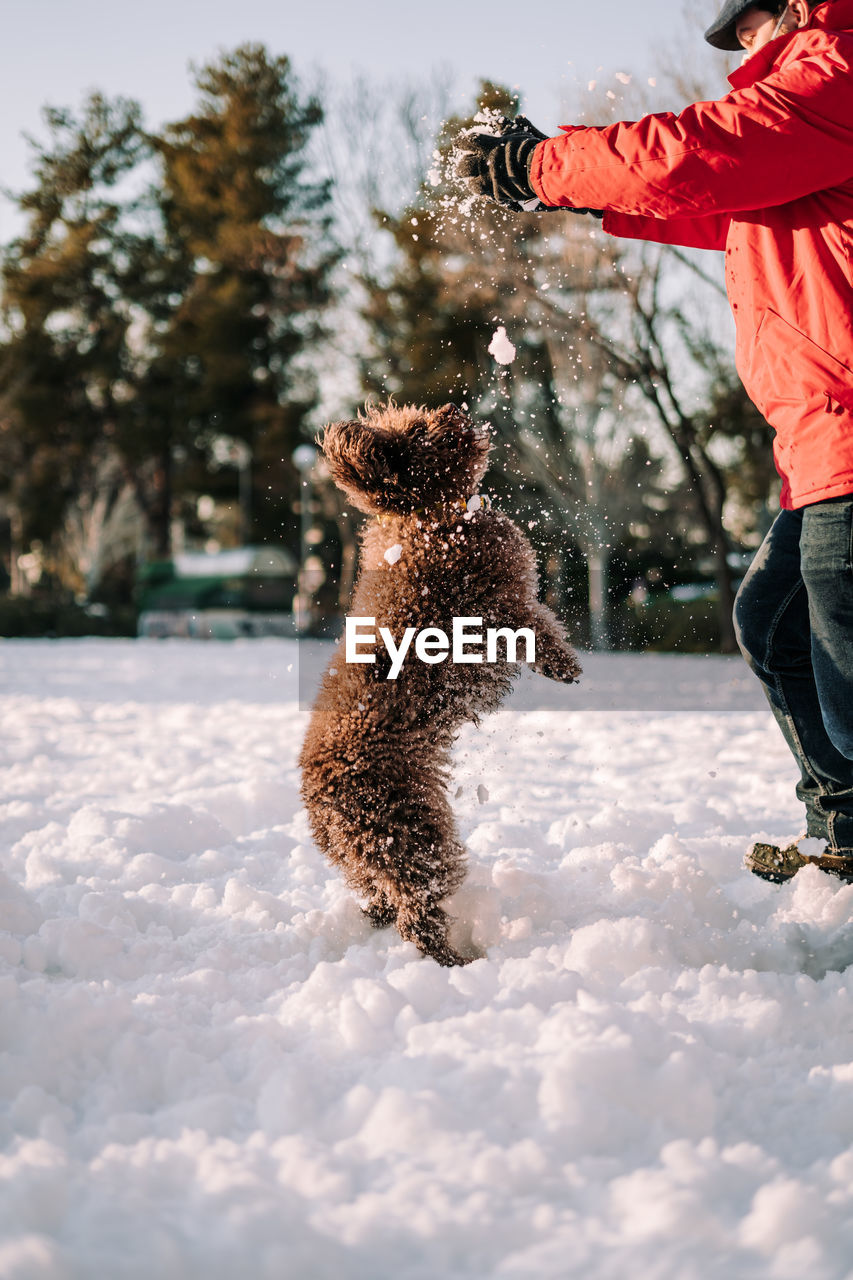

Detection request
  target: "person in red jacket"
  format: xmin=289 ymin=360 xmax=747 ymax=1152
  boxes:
xmin=456 ymin=0 xmax=853 ymax=884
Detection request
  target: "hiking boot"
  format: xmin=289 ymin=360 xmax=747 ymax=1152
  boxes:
xmin=745 ymin=839 xmax=853 ymax=885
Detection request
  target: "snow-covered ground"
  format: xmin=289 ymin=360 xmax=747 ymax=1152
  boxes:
xmin=3 ymin=639 xmax=853 ymax=1279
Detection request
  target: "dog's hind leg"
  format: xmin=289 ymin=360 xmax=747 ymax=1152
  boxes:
xmin=376 ymin=789 xmax=472 ymax=966
xmin=362 ymin=889 xmax=397 ymax=930
xmin=356 ymin=827 xmax=469 ymax=965
xmin=303 ymin=757 xmax=472 ymax=965
xmin=396 ymin=899 xmax=469 ymax=968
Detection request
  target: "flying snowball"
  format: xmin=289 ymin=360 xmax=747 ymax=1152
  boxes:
xmin=488 ymin=326 xmax=516 ymax=365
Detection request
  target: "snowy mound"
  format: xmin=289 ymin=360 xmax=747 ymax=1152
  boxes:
xmin=2 ymin=640 xmax=853 ymax=1277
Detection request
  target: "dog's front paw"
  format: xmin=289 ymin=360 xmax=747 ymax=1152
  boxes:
xmin=536 ymin=667 xmax=579 ymax=684
xmin=533 ymin=653 xmax=582 ymax=684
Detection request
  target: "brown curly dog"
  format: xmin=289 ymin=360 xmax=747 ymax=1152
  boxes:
xmin=299 ymin=403 xmax=580 ymax=966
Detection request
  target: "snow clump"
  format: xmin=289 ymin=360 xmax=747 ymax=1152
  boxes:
xmin=5 ymin=641 xmax=853 ymax=1277
xmin=489 ymin=325 xmax=517 ymax=365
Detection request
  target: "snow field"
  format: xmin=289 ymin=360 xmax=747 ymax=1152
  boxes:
xmin=2 ymin=641 xmax=853 ymax=1278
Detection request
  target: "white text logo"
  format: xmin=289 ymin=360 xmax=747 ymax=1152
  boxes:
xmin=345 ymin=616 xmax=535 ymax=680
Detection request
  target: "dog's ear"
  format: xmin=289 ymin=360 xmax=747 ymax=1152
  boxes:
xmin=429 ymin=403 xmax=492 ymax=478
xmin=428 ymin=403 xmax=469 ymax=435
xmin=430 ymin=403 xmax=489 ymax=448
xmin=320 ymin=420 xmax=400 ymax=510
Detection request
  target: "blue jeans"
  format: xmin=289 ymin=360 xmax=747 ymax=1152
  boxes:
xmin=734 ymin=497 xmax=853 ymax=853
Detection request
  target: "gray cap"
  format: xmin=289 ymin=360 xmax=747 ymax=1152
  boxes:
xmin=704 ymin=0 xmax=768 ymax=50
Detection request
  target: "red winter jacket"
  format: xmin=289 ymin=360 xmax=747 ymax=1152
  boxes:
xmin=529 ymin=0 xmax=853 ymax=509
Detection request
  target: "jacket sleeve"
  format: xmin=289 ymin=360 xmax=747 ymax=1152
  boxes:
xmin=530 ymin=32 xmax=853 ymax=219
xmin=602 ymin=210 xmax=731 ymax=251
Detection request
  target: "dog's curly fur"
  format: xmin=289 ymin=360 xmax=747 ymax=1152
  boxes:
xmin=299 ymin=403 xmax=581 ymax=966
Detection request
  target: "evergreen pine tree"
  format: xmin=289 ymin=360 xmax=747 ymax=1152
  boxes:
xmin=149 ymin=44 xmax=338 ymax=552
xmin=0 ymin=94 xmax=145 ymax=582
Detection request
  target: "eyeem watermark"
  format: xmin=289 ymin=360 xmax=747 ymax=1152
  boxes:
xmin=345 ymin=616 xmax=535 ymax=680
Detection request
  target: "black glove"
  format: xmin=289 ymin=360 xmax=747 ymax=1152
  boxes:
xmin=454 ymin=114 xmax=603 ymax=217
xmin=455 ymin=115 xmax=545 ymax=211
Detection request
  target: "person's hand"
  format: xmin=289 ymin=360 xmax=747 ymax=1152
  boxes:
xmin=454 ymin=115 xmax=603 ymax=217
xmin=454 ymin=115 xmax=547 ymax=211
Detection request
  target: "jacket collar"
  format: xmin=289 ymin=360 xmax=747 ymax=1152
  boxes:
xmin=727 ymin=0 xmax=852 ymax=89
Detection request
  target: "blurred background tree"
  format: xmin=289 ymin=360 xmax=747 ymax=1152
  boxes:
xmin=349 ymin=79 xmax=775 ymax=650
xmin=0 ymin=44 xmax=337 ymax=612
xmin=0 ymin=53 xmax=782 ymax=647
xmin=147 ymin=43 xmax=338 ymax=557
xmin=0 ymin=93 xmax=146 ymax=598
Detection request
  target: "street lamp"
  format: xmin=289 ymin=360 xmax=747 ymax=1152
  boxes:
xmin=292 ymin=444 xmax=319 ymax=632
xmin=211 ymin=437 xmax=253 ymax=545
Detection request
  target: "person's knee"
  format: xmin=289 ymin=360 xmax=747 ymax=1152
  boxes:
xmin=735 ymin=570 xmax=813 ymax=678
xmin=733 ymin=584 xmax=767 ymax=669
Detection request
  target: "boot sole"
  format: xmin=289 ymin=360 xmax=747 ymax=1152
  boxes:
xmin=745 ymin=842 xmax=853 ymax=884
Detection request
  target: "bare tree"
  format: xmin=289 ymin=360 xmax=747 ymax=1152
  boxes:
xmin=337 ymin=61 xmax=774 ymax=650
xmin=59 ymin=446 xmax=143 ymax=600
xmin=418 ymin=127 xmax=743 ymax=647
xmin=567 ymin=247 xmax=739 ymax=649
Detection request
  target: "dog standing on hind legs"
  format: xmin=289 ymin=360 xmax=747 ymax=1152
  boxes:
xmin=299 ymin=402 xmax=580 ymax=966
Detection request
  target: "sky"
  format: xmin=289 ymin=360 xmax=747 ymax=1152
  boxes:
xmin=0 ymin=0 xmax=725 ymax=241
